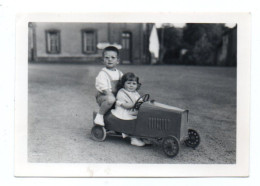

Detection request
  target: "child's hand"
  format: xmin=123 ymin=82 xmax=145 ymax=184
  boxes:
xmin=121 ymin=102 xmax=135 ymax=109
xmin=130 ymin=109 xmax=138 ymax=116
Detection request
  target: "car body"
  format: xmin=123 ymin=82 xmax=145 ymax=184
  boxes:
xmin=91 ymin=96 xmax=200 ymax=158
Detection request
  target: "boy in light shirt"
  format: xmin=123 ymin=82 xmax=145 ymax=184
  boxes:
xmin=94 ymin=46 xmax=123 ymax=126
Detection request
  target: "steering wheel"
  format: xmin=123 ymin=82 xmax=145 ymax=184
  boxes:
xmin=133 ymin=94 xmax=150 ymax=110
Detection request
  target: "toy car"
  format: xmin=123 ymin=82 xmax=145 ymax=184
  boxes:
xmin=91 ymin=94 xmax=200 ymax=158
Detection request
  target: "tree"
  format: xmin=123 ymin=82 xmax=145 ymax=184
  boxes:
xmin=157 ymin=25 xmax=183 ymax=64
xmin=182 ymin=24 xmax=225 ymax=65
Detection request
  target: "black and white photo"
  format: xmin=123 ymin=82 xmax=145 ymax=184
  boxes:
xmin=15 ymin=13 xmax=250 ymax=177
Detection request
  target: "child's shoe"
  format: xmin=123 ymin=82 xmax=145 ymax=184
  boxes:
xmin=131 ymin=138 xmax=145 ymax=147
xmin=94 ymin=113 xmax=105 ymax=126
xmin=122 ymin=133 xmax=128 ymax=138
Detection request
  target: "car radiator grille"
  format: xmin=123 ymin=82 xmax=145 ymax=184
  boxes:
xmin=148 ymin=117 xmax=170 ymax=131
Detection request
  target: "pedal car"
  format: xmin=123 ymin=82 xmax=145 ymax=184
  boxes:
xmin=91 ymin=94 xmax=200 ymax=158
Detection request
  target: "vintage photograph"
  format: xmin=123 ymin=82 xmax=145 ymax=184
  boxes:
xmin=28 ymin=22 xmax=237 ymax=164
xmin=15 ymin=13 xmax=250 ymax=177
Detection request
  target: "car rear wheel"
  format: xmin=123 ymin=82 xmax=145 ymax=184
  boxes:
xmin=184 ymin=129 xmax=200 ymax=149
xmin=162 ymin=136 xmax=179 ymax=158
xmin=91 ymin=125 xmax=106 ymax=142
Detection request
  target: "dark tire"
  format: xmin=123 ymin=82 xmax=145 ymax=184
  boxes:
xmin=162 ymin=136 xmax=180 ymax=158
xmin=91 ymin=125 xmax=106 ymax=142
xmin=184 ymin=129 xmax=200 ymax=149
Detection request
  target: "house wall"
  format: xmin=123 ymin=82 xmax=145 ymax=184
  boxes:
xmin=32 ymin=23 xmax=109 ymax=62
xmin=109 ymin=23 xmax=144 ymax=63
xmin=30 ymin=22 xmax=147 ymax=64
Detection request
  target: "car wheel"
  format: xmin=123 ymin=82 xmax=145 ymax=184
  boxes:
xmin=162 ymin=136 xmax=179 ymax=158
xmin=91 ymin=125 xmax=106 ymax=142
xmin=184 ymin=129 xmax=200 ymax=149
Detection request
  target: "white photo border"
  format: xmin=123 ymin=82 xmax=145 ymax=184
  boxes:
xmin=15 ymin=12 xmax=251 ymax=177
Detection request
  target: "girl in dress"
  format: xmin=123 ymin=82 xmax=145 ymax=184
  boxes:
xmin=111 ymin=72 xmax=145 ymax=146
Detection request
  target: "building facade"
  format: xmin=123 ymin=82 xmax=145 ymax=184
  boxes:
xmin=28 ymin=22 xmax=153 ymax=64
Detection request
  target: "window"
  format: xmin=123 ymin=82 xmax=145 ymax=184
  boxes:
xmin=82 ymin=30 xmax=97 ymax=54
xmin=45 ymin=30 xmax=61 ymax=54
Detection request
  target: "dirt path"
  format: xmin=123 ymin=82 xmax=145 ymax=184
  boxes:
xmin=28 ymin=64 xmax=236 ymax=164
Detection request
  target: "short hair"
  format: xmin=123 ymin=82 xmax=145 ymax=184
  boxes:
xmin=118 ymin=72 xmax=142 ymax=91
xmin=103 ymin=46 xmax=119 ymax=57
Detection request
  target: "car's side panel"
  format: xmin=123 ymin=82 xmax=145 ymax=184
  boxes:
xmin=104 ymin=111 xmax=136 ymax=134
xmin=135 ymin=102 xmax=184 ymax=139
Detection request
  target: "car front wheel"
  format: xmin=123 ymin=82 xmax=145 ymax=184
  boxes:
xmin=162 ymin=136 xmax=180 ymax=158
xmin=184 ymin=129 xmax=200 ymax=149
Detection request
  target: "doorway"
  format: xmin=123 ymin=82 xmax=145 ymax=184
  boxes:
xmin=121 ymin=32 xmax=132 ymax=64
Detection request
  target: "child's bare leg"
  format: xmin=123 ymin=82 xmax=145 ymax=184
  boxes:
xmin=94 ymin=95 xmax=115 ymax=126
xmin=99 ymin=95 xmax=116 ymax=115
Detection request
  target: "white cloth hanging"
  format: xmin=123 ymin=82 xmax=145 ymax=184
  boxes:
xmin=149 ymin=24 xmax=160 ymax=59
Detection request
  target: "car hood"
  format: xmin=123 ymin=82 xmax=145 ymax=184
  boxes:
xmin=149 ymin=100 xmax=187 ymax=113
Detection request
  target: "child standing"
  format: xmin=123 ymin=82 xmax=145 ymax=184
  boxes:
xmin=94 ymin=46 xmax=123 ymax=126
xmin=111 ymin=72 xmax=145 ymax=146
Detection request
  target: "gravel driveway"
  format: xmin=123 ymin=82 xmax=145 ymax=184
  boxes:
xmin=28 ymin=64 xmax=236 ymax=164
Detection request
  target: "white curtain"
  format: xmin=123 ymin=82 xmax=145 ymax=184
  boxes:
xmin=149 ymin=25 xmax=160 ymax=59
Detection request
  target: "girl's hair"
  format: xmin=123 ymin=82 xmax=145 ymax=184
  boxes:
xmin=118 ymin=72 xmax=142 ymax=91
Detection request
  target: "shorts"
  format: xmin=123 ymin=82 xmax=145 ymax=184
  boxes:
xmin=96 ymin=92 xmax=116 ymax=106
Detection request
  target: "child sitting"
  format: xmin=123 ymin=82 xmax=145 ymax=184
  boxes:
xmin=111 ymin=72 xmax=145 ymax=147
xmin=94 ymin=46 xmax=123 ymax=126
